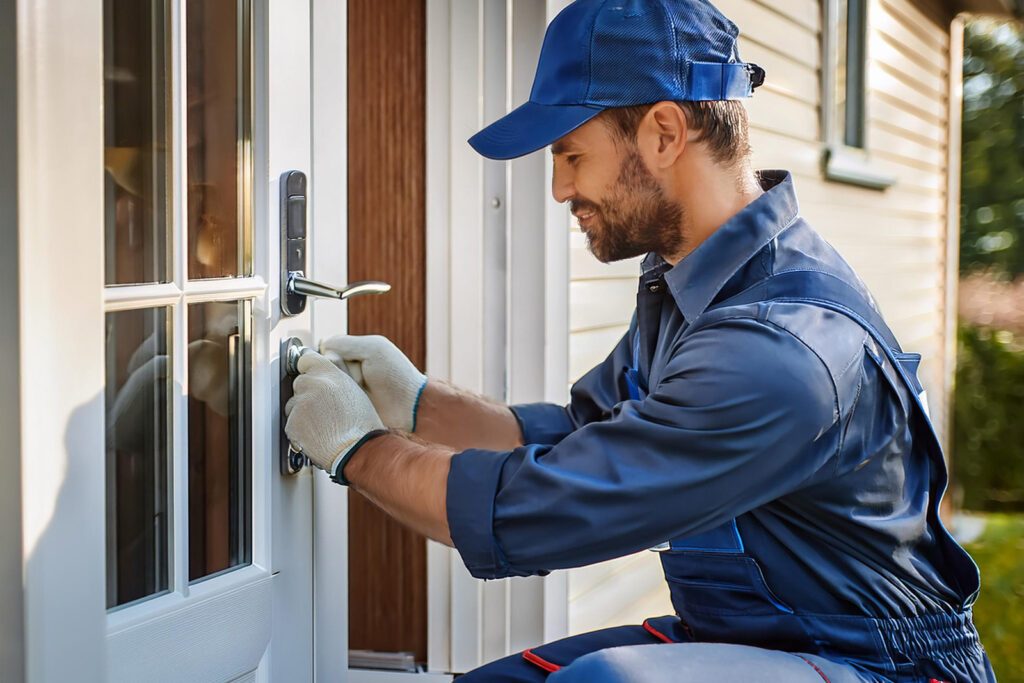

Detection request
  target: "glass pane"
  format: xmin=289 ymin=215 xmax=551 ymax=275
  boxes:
xmin=188 ymin=301 xmax=252 ymax=581
xmin=843 ymin=0 xmax=867 ymax=149
xmin=187 ymin=0 xmax=253 ymax=279
xmin=103 ymin=0 xmax=170 ymax=285
xmin=105 ymin=308 xmax=171 ymax=608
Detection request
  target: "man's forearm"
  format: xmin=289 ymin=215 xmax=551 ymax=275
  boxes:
xmin=414 ymin=379 xmax=523 ymax=451
xmin=344 ymin=432 xmax=457 ymax=546
xmin=344 ymin=379 xmax=523 ymax=549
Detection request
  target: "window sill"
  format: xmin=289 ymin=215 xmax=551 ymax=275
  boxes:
xmin=822 ymin=145 xmax=896 ymax=191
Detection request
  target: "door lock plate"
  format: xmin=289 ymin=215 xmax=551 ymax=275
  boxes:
xmin=280 ymin=171 xmax=308 ymax=317
xmin=280 ymin=336 xmax=309 ymax=475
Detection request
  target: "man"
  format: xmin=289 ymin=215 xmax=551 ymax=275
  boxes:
xmin=285 ymin=0 xmax=995 ymax=680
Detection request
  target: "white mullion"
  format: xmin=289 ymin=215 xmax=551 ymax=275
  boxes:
xmin=182 ymin=275 xmax=268 ymax=304
xmin=101 ymin=276 xmax=270 ymax=313
xmin=170 ymin=0 xmax=189 ymax=600
xmin=248 ymin=0 xmax=271 ymax=582
xmin=170 ymin=296 xmax=188 ymax=599
xmin=171 ymin=0 xmax=187 ymax=293
xmin=104 ymin=282 xmax=183 ymax=312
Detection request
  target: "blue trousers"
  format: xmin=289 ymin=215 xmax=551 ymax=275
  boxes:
xmin=457 ymin=617 xmax=903 ymax=682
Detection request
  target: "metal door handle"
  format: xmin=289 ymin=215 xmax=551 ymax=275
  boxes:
xmin=286 ymin=273 xmax=391 ymax=302
xmin=279 ymin=170 xmax=392 ymax=315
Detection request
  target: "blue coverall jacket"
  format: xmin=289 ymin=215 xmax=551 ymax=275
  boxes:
xmin=446 ymin=170 xmax=993 ymax=681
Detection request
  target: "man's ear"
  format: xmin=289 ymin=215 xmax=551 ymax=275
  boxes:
xmin=639 ymin=102 xmax=689 ymax=169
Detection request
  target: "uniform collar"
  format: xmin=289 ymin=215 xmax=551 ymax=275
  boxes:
xmin=641 ymin=170 xmax=799 ymax=321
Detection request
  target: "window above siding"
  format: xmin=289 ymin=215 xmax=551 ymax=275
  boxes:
xmin=822 ymin=0 xmax=896 ymax=190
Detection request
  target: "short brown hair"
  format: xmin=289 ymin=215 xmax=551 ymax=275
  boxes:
xmin=601 ymin=101 xmax=752 ymax=167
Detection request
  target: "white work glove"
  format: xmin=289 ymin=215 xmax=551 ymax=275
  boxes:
xmin=319 ymin=335 xmax=427 ymax=433
xmin=284 ymin=350 xmax=386 ymax=484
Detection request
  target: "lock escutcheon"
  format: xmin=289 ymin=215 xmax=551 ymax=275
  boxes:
xmin=281 ymin=336 xmax=310 ymax=475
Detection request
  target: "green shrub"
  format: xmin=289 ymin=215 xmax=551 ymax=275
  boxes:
xmin=953 ymin=324 xmax=1024 ymax=511
xmin=962 ymin=514 xmax=1024 ymax=681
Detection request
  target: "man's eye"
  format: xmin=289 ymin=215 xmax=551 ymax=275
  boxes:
xmin=566 ymin=154 xmax=581 ymax=166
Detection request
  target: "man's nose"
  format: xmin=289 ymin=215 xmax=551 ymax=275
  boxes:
xmin=551 ymin=162 xmax=574 ymax=204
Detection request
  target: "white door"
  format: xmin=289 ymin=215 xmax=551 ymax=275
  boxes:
xmin=15 ymin=0 xmax=345 ymax=681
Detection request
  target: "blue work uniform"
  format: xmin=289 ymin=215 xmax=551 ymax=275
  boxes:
xmin=447 ymin=171 xmax=995 ymax=682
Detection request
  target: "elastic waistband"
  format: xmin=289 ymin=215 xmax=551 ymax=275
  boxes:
xmin=873 ymin=610 xmax=981 ymax=661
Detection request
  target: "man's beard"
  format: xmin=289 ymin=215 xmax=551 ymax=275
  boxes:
xmin=573 ymin=148 xmax=685 ymax=263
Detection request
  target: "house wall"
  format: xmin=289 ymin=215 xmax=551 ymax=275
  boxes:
xmin=565 ymin=0 xmax=957 ymax=634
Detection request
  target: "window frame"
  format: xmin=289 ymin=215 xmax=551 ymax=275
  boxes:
xmin=821 ymin=0 xmax=896 ymax=190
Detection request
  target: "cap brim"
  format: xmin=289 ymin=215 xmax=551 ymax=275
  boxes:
xmin=468 ymin=101 xmax=604 ymax=160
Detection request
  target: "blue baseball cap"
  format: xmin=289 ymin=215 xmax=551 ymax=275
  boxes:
xmin=468 ymin=0 xmax=765 ymax=160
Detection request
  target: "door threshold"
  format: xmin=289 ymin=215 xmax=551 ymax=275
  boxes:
xmin=347 ymin=669 xmax=453 ymax=683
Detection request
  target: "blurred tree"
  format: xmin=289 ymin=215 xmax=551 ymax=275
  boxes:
xmin=960 ymin=18 xmax=1024 ymax=277
xmin=953 ymin=325 xmax=1024 ymax=511
xmin=955 ymin=20 xmax=1024 ymax=515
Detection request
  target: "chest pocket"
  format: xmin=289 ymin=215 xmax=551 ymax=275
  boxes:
xmin=658 ymin=519 xmax=794 ymax=617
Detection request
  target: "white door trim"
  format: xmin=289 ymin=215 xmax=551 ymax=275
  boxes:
xmin=424 ymin=0 xmax=572 ymax=674
xmin=941 ymin=16 xmax=964 ymax=455
xmin=309 ymin=0 xmax=351 ymax=680
xmin=16 ymin=0 xmax=108 ymax=680
xmin=424 ymin=0 xmax=454 ymax=674
xmin=265 ymin=0 xmax=317 ymax=679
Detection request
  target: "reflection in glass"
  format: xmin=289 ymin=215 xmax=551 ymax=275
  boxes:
xmin=188 ymin=301 xmax=252 ymax=581
xmin=103 ymin=0 xmax=170 ymax=285
xmin=105 ymin=308 xmax=170 ymax=608
xmin=186 ymin=0 xmax=253 ymax=279
xmin=834 ymin=0 xmax=848 ymax=139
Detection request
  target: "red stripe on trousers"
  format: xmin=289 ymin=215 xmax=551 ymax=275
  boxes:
xmin=522 ymin=649 xmax=561 ymax=673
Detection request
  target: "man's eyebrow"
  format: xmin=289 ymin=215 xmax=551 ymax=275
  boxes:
xmin=551 ymin=140 xmax=575 ymax=155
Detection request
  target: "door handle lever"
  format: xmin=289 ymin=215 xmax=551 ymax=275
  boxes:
xmin=280 ymin=170 xmax=392 ymax=315
xmin=287 ymin=273 xmax=391 ymax=302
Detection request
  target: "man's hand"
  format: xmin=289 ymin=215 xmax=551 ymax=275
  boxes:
xmin=284 ymin=350 xmax=385 ymax=483
xmin=319 ymin=335 xmax=427 ymax=432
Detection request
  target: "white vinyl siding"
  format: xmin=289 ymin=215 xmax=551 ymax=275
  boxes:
xmin=566 ymin=0 xmax=954 ymax=635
